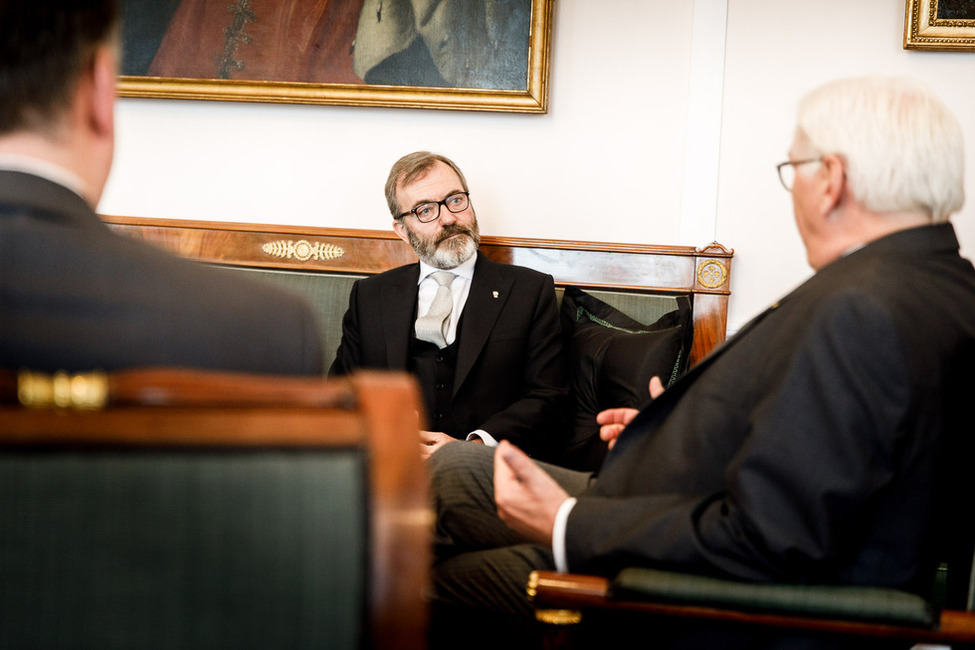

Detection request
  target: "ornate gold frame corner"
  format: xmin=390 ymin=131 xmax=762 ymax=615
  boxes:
xmin=904 ymin=0 xmax=975 ymax=51
xmin=118 ymin=0 xmax=554 ymax=113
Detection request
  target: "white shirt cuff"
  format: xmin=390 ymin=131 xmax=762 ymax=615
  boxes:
xmin=552 ymin=497 xmax=577 ymax=573
xmin=467 ymin=429 xmax=498 ymax=447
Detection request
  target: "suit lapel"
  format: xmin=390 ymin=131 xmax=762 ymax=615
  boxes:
xmin=381 ymin=264 xmax=420 ymax=370
xmin=454 ymin=255 xmax=512 ymax=395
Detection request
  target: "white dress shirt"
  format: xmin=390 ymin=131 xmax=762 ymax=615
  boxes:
xmin=416 ymin=254 xmax=476 ymax=346
xmin=415 ymin=254 xmax=500 ymax=446
xmin=552 ymin=497 xmax=578 ymax=572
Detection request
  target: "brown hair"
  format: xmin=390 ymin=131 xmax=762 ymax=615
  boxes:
xmin=0 ymin=0 xmax=119 ymax=135
xmin=384 ymin=151 xmax=470 ymax=217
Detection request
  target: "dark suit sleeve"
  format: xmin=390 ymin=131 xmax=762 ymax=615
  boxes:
xmin=328 ymin=280 xmax=364 ymax=377
xmin=474 ymin=274 xmax=568 ymax=456
xmin=566 ymin=293 xmax=914 ymax=582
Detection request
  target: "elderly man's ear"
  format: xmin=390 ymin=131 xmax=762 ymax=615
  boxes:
xmin=818 ymin=154 xmax=847 ymax=217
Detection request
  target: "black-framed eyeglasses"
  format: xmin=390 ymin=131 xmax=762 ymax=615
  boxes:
xmin=776 ymin=158 xmax=822 ymax=191
xmin=397 ymin=192 xmax=471 ymax=223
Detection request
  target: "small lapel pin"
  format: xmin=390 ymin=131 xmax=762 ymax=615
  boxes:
xmin=492 ymin=291 xmax=499 ymax=299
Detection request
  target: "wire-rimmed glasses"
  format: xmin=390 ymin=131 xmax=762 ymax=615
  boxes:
xmin=776 ymin=158 xmax=822 ymax=191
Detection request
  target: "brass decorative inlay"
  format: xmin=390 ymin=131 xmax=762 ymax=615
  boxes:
xmin=535 ymin=609 xmax=583 ymax=625
xmin=696 ymin=259 xmax=728 ymax=290
xmin=527 ymin=571 xmax=540 ymax=599
xmin=261 ymin=239 xmax=345 ymax=262
xmin=18 ymin=370 xmax=109 ymax=410
xmin=526 ymin=572 xmax=583 ymax=625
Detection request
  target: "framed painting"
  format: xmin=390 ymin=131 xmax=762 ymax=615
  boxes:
xmin=904 ymin=0 xmax=975 ymax=51
xmin=118 ymin=0 xmax=554 ymax=113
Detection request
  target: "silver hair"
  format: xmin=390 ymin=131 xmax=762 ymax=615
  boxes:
xmin=795 ymin=76 xmax=964 ymax=222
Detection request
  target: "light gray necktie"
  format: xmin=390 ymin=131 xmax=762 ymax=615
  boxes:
xmin=415 ymin=271 xmax=456 ymax=348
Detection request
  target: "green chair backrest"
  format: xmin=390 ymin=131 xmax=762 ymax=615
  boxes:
xmin=0 ymin=446 xmax=368 ymax=650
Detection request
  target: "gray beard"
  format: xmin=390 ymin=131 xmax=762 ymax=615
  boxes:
xmin=408 ymin=222 xmax=480 ymax=269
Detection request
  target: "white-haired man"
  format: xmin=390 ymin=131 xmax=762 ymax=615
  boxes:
xmin=427 ymin=76 xmax=975 ymax=650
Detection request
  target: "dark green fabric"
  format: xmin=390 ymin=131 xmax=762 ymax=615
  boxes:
xmin=554 ymin=287 xmax=682 ymax=326
xmin=218 ymin=267 xmax=689 ymax=379
xmin=610 ymin=567 xmax=935 ymax=628
xmin=0 ymin=449 xmax=367 ymax=649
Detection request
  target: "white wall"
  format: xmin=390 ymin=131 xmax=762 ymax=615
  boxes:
xmin=100 ymin=0 xmax=975 ymax=333
xmin=718 ymin=0 xmax=975 ymax=326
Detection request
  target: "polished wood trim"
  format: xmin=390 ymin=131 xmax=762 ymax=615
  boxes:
xmin=4 ymin=367 xmax=358 ymax=410
xmin=529 ymin=571 xmax=975 ymax=645
xmin=0 ymin=408 xmax=365 ymax=446
xmin=100 ymin=215 xmax=733 ymax=367
xmin=0 ymin=370 xmax=430 ymax=650
xmin=98 ymin=214 xmax=732 ymax=284
xmin=688 ymin=293 xmax=729 ymax=366
xmin=529 ymin=571 xmax=609 ymax=604
xmin=108 ymin=367 xmax=357 ymax=408
xmin=349 ymin=372 xmax=431 ymax=650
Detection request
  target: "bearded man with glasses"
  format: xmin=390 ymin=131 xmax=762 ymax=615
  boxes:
xmin=330 ymin=151 xmax=568 ymax=461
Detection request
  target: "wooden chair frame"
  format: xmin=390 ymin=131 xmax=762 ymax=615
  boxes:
xmin=0 ymin=368 xmax=430 ymax=650
xmin=528 ymin=570 xmax=975 ymax=648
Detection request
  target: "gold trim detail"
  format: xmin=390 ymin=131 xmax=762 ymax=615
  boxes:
xmin=904 ymin=0 xmax=975 ymax=51
xmin=697 ymin=259 xmax=728 ymax=290
xmin=526 ymin=572 xmax=583 ymax=626
xmin=261 ymin=239 xmax=345 ymax=262
xmin=535 ymin=609 xmax=583 ymax=625
xmin=18 ymin=370 xmax=109 ymax=410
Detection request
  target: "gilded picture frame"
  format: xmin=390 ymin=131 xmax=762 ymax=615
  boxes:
xmin=118 ymin=0 xmax=554 ymax=113
xmin=904 ymin=0 xmax=975 ymax=51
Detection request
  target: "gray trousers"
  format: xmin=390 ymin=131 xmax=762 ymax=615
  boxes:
xmin=428 ymin=441 xmax=593 ymax=618
xmin=426 ymin=443 xmax=897 ymax=650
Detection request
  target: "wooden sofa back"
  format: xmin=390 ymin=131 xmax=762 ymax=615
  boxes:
xmin=100 ymin=216 xmax=733 ymax=369
xmin=0 ymin=369 xmax=430 ymax=650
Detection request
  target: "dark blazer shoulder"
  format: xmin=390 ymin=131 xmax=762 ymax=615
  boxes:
xmin=0 ymin=170 xmax=102 ymax=232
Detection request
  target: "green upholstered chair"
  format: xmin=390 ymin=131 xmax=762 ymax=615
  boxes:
xmin=528 ymin=560 xmax=975 ymax=648
xmin=0 ymin=368 xmax=430 ymax=650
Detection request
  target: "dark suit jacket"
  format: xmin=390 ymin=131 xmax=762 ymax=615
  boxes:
xmin=569 ymin=224 xmax=975 ymax=601
xmin=0 ymin=171 xmax=324 ymax=375
xmin=329 ymin=253 xmax=567 ymax=457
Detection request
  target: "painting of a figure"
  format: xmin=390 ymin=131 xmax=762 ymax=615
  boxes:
xmin=937 ymin=0 xmax=975 ymax=20
xmin=120 ymin=0 xmax=536 ymax=96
